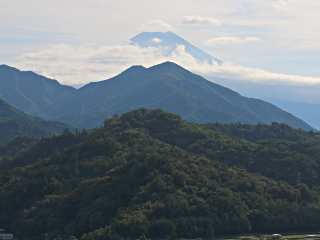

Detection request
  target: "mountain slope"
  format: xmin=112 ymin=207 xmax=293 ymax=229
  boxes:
xmin=130 ymin=31 xmax=222 ymax=64
xmin=40 ymin=62 xmax=314 ymax=131
xmin=0 ymin=64 xmax=76 ymax=114
xmin=267 ymin=99 xmax=320 ymax=130
xmin=0 ymin=98 xmax=76 ymax=144
xmin=1 ymin=109 xmax=320 ymax=240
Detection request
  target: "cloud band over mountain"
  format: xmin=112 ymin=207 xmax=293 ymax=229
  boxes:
xmin=15 ymin=43 xmax=320 ymax=96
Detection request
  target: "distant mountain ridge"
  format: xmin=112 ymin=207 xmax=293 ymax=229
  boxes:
xmin=36 ymin=61 xmax=314 ymax=131
xmin=0 ymin=64 xmax=76 ymax=114
xmin=266 ymin=99 xmax=320 ymax=130
xmin=0 ymin=97 xmax=75 ymax=144
xmin=1 ymin=31 xmax=316 ymax=131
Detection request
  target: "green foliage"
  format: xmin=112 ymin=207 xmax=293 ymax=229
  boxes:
xmin=0 ymin=136 xmax=38 ymax=157
xmin=139 ymin=233 xmax=147 ymax=240
xmin=0 ymin=108 xmax=320 ymax=240
xmin=105 ymin=108 xmax=320 ymax=187
xmin=206 ymin=225 xmax=214 ymax=240
xmin=202 ymin=122 xmax=320 ymax=142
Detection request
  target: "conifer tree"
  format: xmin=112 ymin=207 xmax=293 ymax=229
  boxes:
xmin=139 ymin=233 xmax=147 ymax=240
xmin=206 ymin=225 xmax=214 ymax=240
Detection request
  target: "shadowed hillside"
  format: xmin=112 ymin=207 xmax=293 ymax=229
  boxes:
xmin=0 ymin=64 xmax=75 ymax=114
xmin=0 ymin=98 xmax=76 ymax=144
xmin=39 ymin=62 xmax=314 ymax=131
xmin=1 ymin=109 xmax=320 ymax=240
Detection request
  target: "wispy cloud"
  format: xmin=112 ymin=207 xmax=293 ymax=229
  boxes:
xmin=151 ymin=38 xmax=162 ymax=43
xmin=15 ymin=43 xmax=320 ymax=87
xmin=189 ymin=60 xmax=320 ymax=86
xmin=272 ymin=0 xmax=289 ymax=10
xmin=2 ymin=0 xmax=320 ymax=105
xmin=15 ymin=44 xmax=168 ymax=85
xmin=139 ymin=20 xmax=172 ymax=32
xmin=205 ymin=37 xmax=261 ymax=47
xmin=182 ymin=15 xmax=221 ymax=26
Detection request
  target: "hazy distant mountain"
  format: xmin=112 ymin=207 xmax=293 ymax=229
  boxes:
xmin=130 ymin=31 xmax=222 ymax=65
xmin=39 ymin=61 xmax=314 ymax=131
xmin=266 ymin=99 xmax=320 ymax=130
xmin=0 ymin=98 xmax=75 ymax=144
xmin=0 ymin=65 xmax=76 ymax=115
xmin=0 ymin=31 xmax=315 ymax=131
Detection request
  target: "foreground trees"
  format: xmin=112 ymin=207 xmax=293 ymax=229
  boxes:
xmin=1 ymin=109 xmax=320 ymax=239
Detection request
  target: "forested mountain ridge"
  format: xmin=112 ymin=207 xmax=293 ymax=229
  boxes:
xmin=102 ymin=109 xmax=320 ymax=187
xmin=0 ymin=136 xmax=39 ymax=158
xmin=0 ymin=64 xmax=75 ymax=114
xmin=39 ymin=62 xmax=314 ymax=131
xmin=1 ymin=62 xmax=313 ymax=130
xmin=201 ymin=121 xmax=320 ymax=142
xmin=1 ymin=108 xmax=320 ymax=240
xmin=0 ymin=98 xmax=76 ymax=144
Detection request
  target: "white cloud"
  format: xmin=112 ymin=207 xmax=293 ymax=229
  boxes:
xmin=183 ymin=15 xmax=221 ymax=26
xmin=15 ymin=44 xmax=169 ymax=85
xmin=205 ymin=37 xmax=261 ymax=47
xmin=15 ymin=43 xmax=320 ymax=88
xmin=189 ymin=61 xmax=320 ymax=86
xmin=151 ymin=38 xmax=162 ymax=43
xmin=273 ymin=0 xmax=289 ymax=10
xmin=2 ymin=0 xmax=320 ymax=105
xmin=139 ymin=20 xmax=172 ymax=32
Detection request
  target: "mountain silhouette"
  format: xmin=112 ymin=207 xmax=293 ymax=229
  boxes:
xmin=130 ymin=31 xmax=222 ymax=64
xmin=0 ymin=98 xmax=75 ymax=144
xmin=39 ymin=61 xmax=314 ymax=131
xmin=0 ymin=64 xmax=76 ymax=115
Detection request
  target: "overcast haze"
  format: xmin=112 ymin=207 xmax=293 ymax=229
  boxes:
xmin=1 ymin=0 xmax=320 ymax=105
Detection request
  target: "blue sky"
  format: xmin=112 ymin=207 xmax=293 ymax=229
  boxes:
xmin=1 ymin=0 xmax=320 ymax=104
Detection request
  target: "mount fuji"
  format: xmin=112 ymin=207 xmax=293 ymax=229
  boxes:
xmin=129 ymin=31 xmax=222 ymax=65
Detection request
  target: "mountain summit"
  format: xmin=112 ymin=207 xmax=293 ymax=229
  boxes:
xmin=130 ymin=31 xmax=222 ymax=65
xmin=0 ymin=64 xmax=76 ymax=114
xmin=39 ymin=61 xmax=314 ymax=131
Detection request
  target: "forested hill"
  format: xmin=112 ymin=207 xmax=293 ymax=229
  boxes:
xmin=0 ymin=98 xmax=76 ymax=144
xmin=201 ymin=121 xmax=320 ymax=142
xmin=104 ymin=109 xmax=320 ymax=187
xmin=1 ymin=108 xmax=320 ymax=240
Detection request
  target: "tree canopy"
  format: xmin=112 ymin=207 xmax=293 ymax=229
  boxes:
xmin=1 ymin=108 xmax=320 ymax=240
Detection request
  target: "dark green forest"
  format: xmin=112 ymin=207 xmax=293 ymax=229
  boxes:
xmin=1 ymin=108 xmax=320 ymax=240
